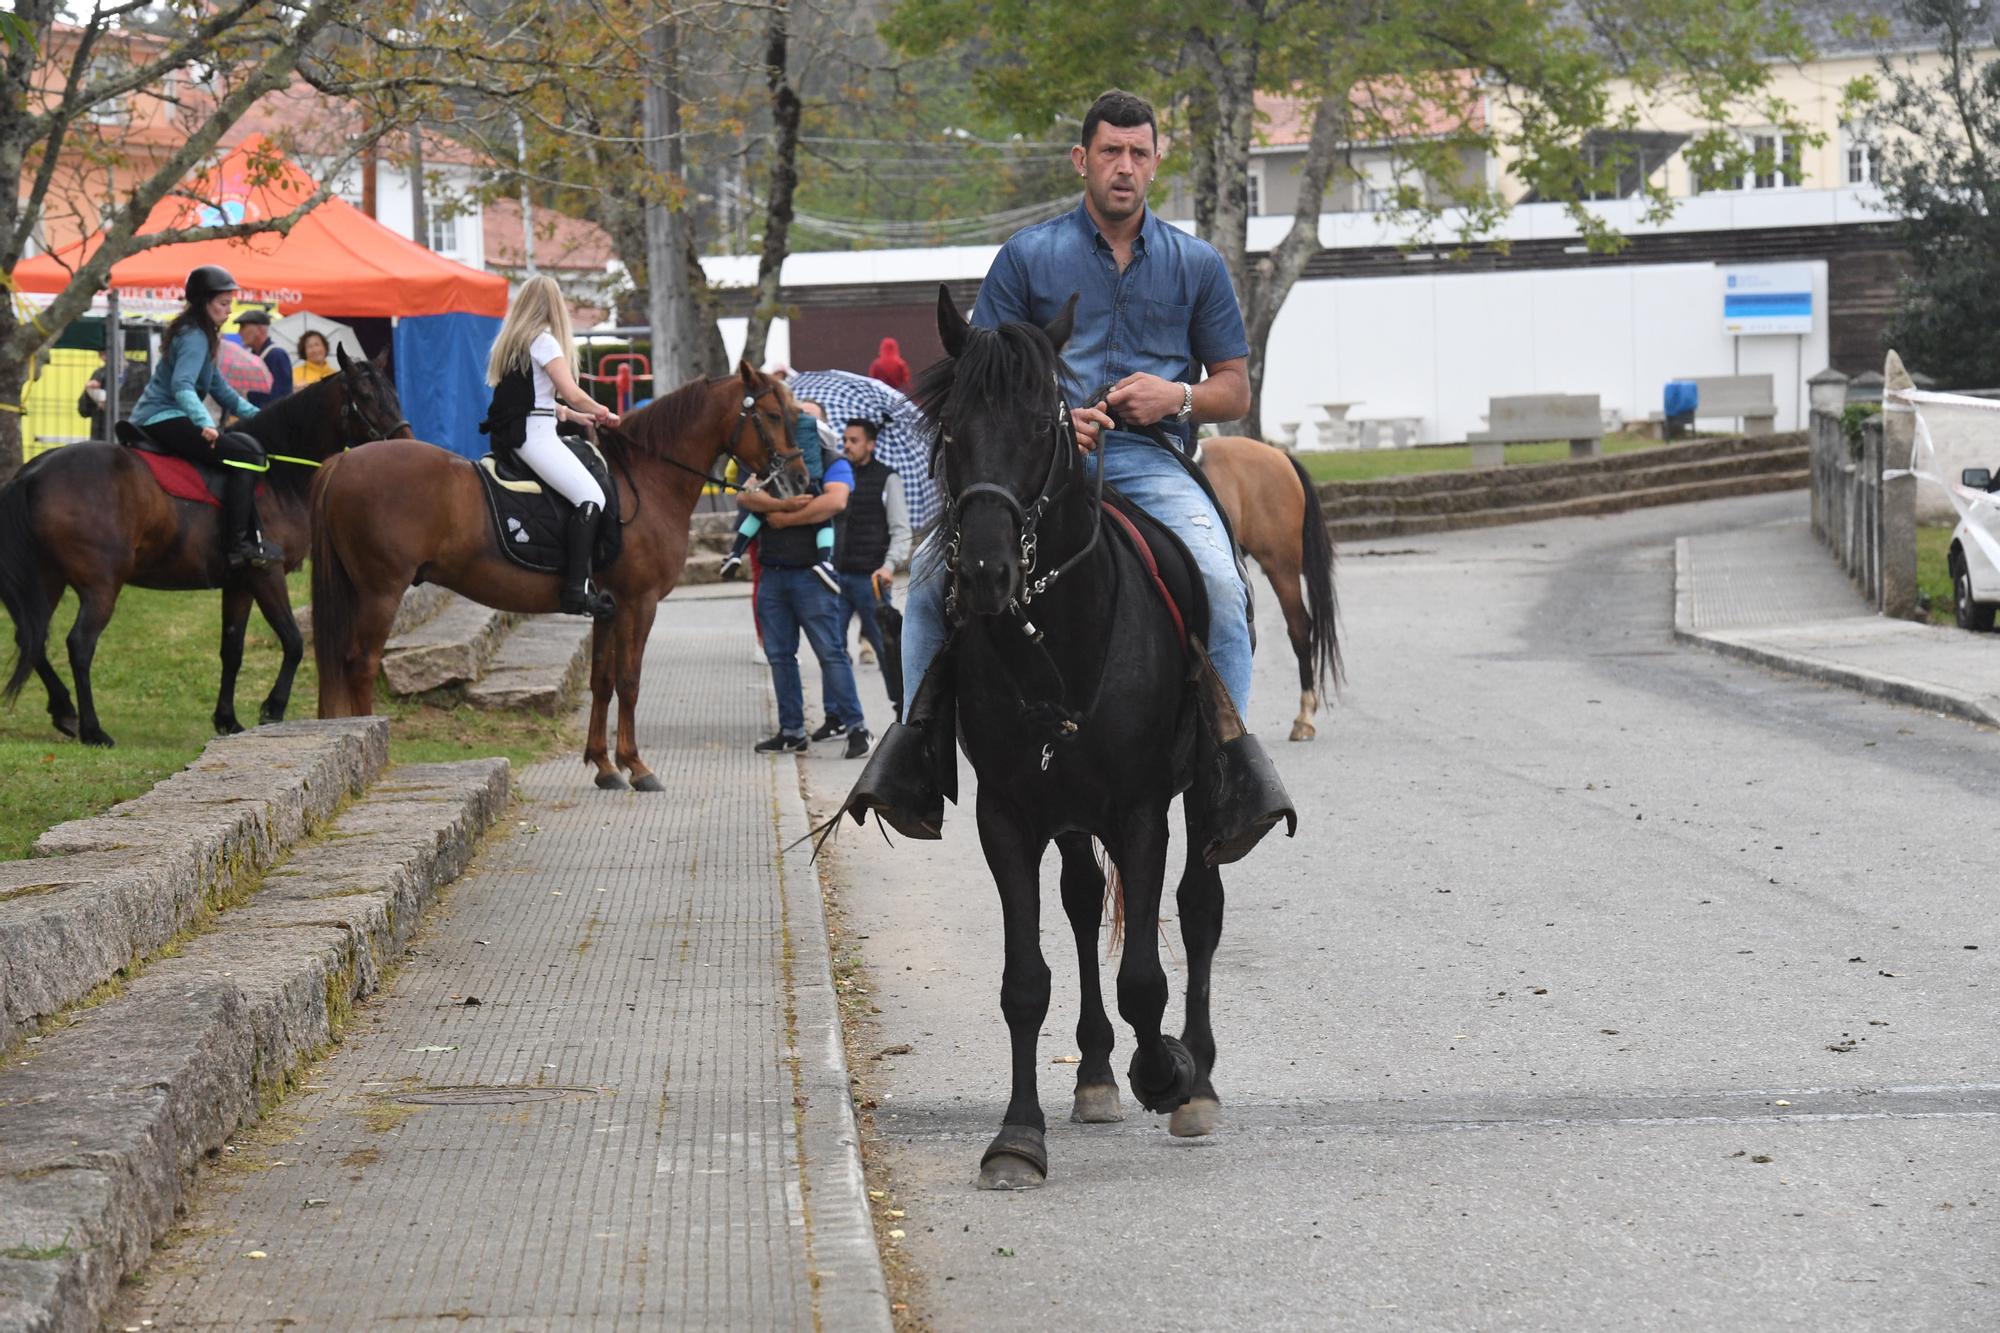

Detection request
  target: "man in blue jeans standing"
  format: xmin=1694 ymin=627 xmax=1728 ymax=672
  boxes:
xmin=836 ymin=87 xmax=1294 ymax=865
xmin=740 ymin=453 xmax=871 ymax=758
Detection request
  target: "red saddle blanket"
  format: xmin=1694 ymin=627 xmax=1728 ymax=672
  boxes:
xmin=131 ymin=449 xmax=262 ymax=509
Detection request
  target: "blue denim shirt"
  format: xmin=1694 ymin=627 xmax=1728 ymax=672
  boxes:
xmin=971 ymin=200 xmax=1249 ymax=452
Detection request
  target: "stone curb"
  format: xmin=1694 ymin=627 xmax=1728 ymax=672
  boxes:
xmin=1317 ymin=431 xmax=1802 ymax=501
xmin=1 ymin=719 xmax=390 ymax=1049
xmin=465 ymin=615 xmax=593 ymax=715
xmin=770 ymin=762 xmax=893 ymax=1331
xmin=380 ymin=593 xmax=520 ymax=697
xmin=0 ymin=758 xmax=510 ymax=1333
xmin=1670 ymin=538 xmax=2000 ymax=729
xmin=1332 ymin=469 xmax=1807 ymax=541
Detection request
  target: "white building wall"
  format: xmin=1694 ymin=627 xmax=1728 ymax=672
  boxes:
xmin=321 ymin=161 xmax=486 ymax=270
xmin=1263 ymin=259 xmax=1829 ymax=442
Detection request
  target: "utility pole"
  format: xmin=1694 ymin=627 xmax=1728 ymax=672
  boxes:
xmin=516 ymin=114 xmax=537 ymax=276
xmin=642 ymin=9 xmax=693 ymax=388
xmin=408 ymin=124 xmax=429 ymax=248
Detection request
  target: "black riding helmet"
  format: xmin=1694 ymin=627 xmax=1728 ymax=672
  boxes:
xmin=185 ymin=264 xmax=239 ymax=305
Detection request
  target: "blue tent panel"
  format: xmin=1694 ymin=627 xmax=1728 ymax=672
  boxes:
xmin=393 ymin=312 xmax=499 ymax=459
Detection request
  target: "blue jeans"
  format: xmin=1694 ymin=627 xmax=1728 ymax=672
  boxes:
xmin=758 ymin=566 xmax=866 ymax=736
xmin=900 ymin=438 xmax=1252 ymax=720
xmin=835 ymin=572 xmax=889 ymax=663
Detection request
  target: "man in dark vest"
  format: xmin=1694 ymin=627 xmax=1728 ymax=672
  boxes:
xmin=738 ymin=452 xmax=872 ymax=757
xmin=831 ymin=417 xmax=911 ymax=712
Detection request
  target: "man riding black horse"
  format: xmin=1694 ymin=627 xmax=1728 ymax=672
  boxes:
xmin=839 ymin=87 xmax=1293 ymax=866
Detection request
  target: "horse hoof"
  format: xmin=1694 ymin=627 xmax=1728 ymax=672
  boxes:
xmin=594 ymin=771 xmax=630 ymax=791
xmin=81 ymin=730 xmax=115 ymax=749
xmin=1169 ymin=1096 xmax=1220 ymax=1138
xmin=1288 ymin=720 xmax=1316 ymax=742
xmin=259 ymin=703 xmax=287 ymax=725
xmin=1070 ymin=1082 xmax=1125 ymax=1123
xmin=214 ymin=717 xmax=244 ymax=736
xmin=631 ymin=773 xmax=664 ymax=793
xmin=1128 ymin=1036 xmax=1197 ymax=1114
xmin=51 ymin=713 xmax=78 ymax=738
xmin=976 ymin=1125 xmax=1047 ymax=1191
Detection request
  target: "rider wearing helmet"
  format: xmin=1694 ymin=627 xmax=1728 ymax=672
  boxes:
xmin=126 ymin=265 xmax=282 ymax=570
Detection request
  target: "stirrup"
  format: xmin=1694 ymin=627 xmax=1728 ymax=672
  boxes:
xmin=835 ymin=720 xmax=944 ymax=839
xmin=1198 ymin=733 xmax=1297 ymax=866
xmin=562 ymin=581 xmax=616 ymax=619
xmin=227 ymin=535 xmax=283 ymax=571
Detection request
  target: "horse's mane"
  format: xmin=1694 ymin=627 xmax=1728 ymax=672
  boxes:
xmin=910 ymin=320 xmax=1071 ymax=472
xmin=237 ymin=373 xmax=354 ymax=494
xmin=602 ymin=373 xmax=729 ymax=462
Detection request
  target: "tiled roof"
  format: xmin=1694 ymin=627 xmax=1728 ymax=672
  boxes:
xmin=1255 ymin=72 xmax=1485 ymax=149
xmin=483 ymin=198 xmax=619 ymax=272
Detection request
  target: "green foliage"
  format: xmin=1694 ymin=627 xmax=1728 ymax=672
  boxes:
xmin=1841 ymin=401 xmax=1882 ymax=452
xmin=1917 ymin=523 xmax=1956 ymax=624
xmin=1863 ymin=1 xmax=2000 ymax=385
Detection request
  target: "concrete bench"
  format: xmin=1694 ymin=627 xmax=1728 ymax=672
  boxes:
xmin=1641 ymin=373 xmax=1778 ymax=437
xmin=1465 ymin=394 xmax=1603 ymax=467
xmin=1352 ymin=413 xmax=1422 ymax=450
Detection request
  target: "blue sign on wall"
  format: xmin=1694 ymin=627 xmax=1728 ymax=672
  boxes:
xmin=1723 ymin=263 xmax=1815 ymax=336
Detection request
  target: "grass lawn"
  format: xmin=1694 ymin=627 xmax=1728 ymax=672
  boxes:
xmin=1917 ymin=524 xmax=1955 ymax=626
xmin=1295 ymin=433 xmax=1682 ymax=485
xmin=0 ymin=572 xmax=575 ymax=860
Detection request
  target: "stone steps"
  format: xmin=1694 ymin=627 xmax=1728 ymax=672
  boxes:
xmin=0 ymin=719 xmax=389 ymax=1050
xmin=0 ymin=756 xmax=510 ymax=1333
xmin=378 ymin=593 xmax=521 ymax=699
xmin=465 ymin=615 xmax=594 ymax=715
xmin=1325 ymin=435 xmax=1808 ymax=541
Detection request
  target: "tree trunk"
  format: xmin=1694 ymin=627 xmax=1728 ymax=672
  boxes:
xmin=643 ymin=16 xmax=694 ymax=389
xmin=742 ymin=0 xmax=799 ymax=370
xmin=1189 ymin=38 xmax=1260 ymax=434
xmin=684 ymin=227 xmax=729 ymax=376
xmin=408 ymin=124 xmax=429 ymax=248
xmin=0 ymin=313 xmax=24 ymax=482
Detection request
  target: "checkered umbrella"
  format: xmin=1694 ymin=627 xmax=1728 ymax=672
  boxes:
xmin=786 ymin=370 xmax=941 ymax=530
xmin=216 ymin=337 xmax=274 ymax=396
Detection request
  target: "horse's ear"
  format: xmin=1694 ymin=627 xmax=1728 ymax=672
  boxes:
xmin=1044 ymin=293 xmax=1079 ymax=353
xmin=936 ymin=284 xmax=968 ymax=359
xmin=738 ymin=358 xmax=766 ymax=391
xmin=371 ymin=345 xmax=390 ymax=371
xmin=337 ymin=344 xmax=356 ymax=372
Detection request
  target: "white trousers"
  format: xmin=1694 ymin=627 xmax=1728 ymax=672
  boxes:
xmin=517 ymin=415 xmax=605 ymax=509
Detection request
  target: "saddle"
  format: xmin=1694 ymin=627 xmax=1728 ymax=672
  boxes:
xmin=1100 ymin=487 xmax=1210 ymax=656
xmin=114 ymin=420 xmax=256 ymax=509
xmin=473 ymin=434 xmax=622 ymax=576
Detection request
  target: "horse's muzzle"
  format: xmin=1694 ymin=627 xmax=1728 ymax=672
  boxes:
xmin=955 ymin=549 xmax=1020 ymax=617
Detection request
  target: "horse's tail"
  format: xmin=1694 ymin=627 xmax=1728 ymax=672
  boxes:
xmin=308 ymin=461 xmax=358 ymax=711
xmin=0 ymin=462 xmax=54 ymax=705
xmin=1098 ymin=840 xmax=1126 ymax=956
xmin=1288 ymin=451 xmax=1343 ymax=691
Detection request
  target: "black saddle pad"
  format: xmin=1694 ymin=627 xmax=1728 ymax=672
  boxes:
xmin=1101 ymin=486 xmax=1211 ymax=652
xmin=474 ymin=438 xmax=622 ymax=575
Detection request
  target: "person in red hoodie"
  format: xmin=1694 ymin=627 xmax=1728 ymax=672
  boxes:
xmin=867 ymin=336 xmax=911 ymax=391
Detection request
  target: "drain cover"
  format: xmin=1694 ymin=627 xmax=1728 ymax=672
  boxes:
xmin=393 ymin=1085 xmax=598 ymax=1106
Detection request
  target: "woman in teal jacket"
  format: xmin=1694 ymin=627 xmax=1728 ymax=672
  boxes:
xmin=126 ymin=264 xmax=280 ymax=569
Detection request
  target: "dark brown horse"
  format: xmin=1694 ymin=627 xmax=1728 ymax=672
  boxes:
xmin=309 ymin=362 xmax=803 ymax=791
xmin=1198 ymin=435 xmax=1340 ymax=740
xmin=0 ymin=348 xmax=411 ymax=747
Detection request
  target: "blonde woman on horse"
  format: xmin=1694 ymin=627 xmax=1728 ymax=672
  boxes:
xmin=482 ymin=274 xmax=620 ymax=617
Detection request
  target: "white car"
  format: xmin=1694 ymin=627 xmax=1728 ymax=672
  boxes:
xmin=1949 ymin=466 xmax=2000 ymax=630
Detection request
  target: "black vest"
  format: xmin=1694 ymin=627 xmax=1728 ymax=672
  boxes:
xmin=759 ymin=496 xmax=825 ymax=568
xmin=835 ymin=458 xmax=894 ymax=573
xmin=480 ymin=366 xmax=534 ymax=456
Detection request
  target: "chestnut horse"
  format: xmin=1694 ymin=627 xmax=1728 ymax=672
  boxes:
xmin=309 ymin=363 xmax=803 ymax=790
xmin=0 ymin=348 xmax=410 ymax=747
xmin=1197 ymin=436 xmax=1340 ymax=740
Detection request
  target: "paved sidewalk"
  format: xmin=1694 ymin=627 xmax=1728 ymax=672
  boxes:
xmin=110 ymin=593 xmax=888 ymax=1331
xmin=1676 ymin=518 xmax=2000 ymax=727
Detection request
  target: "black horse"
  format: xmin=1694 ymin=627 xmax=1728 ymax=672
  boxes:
xmin=879 ymin=288 xmax=1249 ymax=1189
xmin=0 ymin=348 xmax=411 ymax=746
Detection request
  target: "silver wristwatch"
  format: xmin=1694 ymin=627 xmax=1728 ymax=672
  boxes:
xmin=1174 ymin=381 xmax=1194 ymax=422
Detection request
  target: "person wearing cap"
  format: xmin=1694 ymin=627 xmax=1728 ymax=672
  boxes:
xmin=126 ymin=265 xmax=282 ymax=570
xmin=234 ymin=307 xmax=293 ymax=408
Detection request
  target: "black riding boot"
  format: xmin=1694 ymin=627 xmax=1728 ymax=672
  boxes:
xmin=561 ymin=502 xmax=617 ymax=619
xmin=835 ymin=661 xmax=956 ymax=839
xmin=1194 ymin=644 xmax=1296 ymax=866
xmin=222 ymin=469 xmax=281 ymax=571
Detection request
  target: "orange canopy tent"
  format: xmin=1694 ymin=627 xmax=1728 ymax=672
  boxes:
xmin=11 ymin=136 xmax=506 ymax=318
xmin=12 ymin=138 xmax=509 ymax=453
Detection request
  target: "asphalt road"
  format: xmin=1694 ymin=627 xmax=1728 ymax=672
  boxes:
xmin=797 ymin=490 xmax=1998 ymax=1332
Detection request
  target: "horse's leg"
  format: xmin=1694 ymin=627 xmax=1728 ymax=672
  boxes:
xmin=614 ymin=596 xmax=663 ymax=792
xmin=342 ymin=591 xmax=402 ymax=718
xmin=213 ymin=583 xmax=253 ymax=734
xmin=584 ymin=615 xmax=624 ymax=790
xmin=976 ymin=794 xmax=1053 ymax=1190
xmin=1056 ymin=832 xmax=1122 ymax=1123
xmin=1109 ymin=806 xmax=1196 ymax=1115
xmin=65 ymin=581 xmax=121 ymax=748
xmin=1169 ymin=795 xmax=1226 ymax=1138
xmin=249 ymin=568 xmax=304 ymax=725
xmin=1268 ymin=558 xmax=1318 ymax=742
xmin=31 ymin=566 xmax=77 ymax=736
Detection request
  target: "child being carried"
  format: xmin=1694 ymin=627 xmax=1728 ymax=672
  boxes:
xmin=719 ymin=399 xmax=840 ymax=592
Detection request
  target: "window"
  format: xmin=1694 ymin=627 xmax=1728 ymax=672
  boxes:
xmin=1844 ymin=125 xmax=1879 ymax=185
xmin=1246 ymin=162 xmax=1264 ymax=217
xmin=1698 ymin=132 xmax=1802 ymax=193
xmin=84 ymin=57 xmax=129 ymax=126
xmin=427 ymin=210 xmax=459 ymax=255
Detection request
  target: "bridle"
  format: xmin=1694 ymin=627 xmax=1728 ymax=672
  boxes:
xmin=263 ymin=368 xmax=411 ymax=470
xmin=727 ymin=382 xmax=808 ymax=495
xmin=940 ymin=373 xmax=1104 ymax=631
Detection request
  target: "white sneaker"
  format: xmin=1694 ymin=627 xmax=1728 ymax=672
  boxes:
xmin=751 ymin=642 xmax=767 ymax=665
xmin=858 ymin=643 xmax=877 ymax=666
